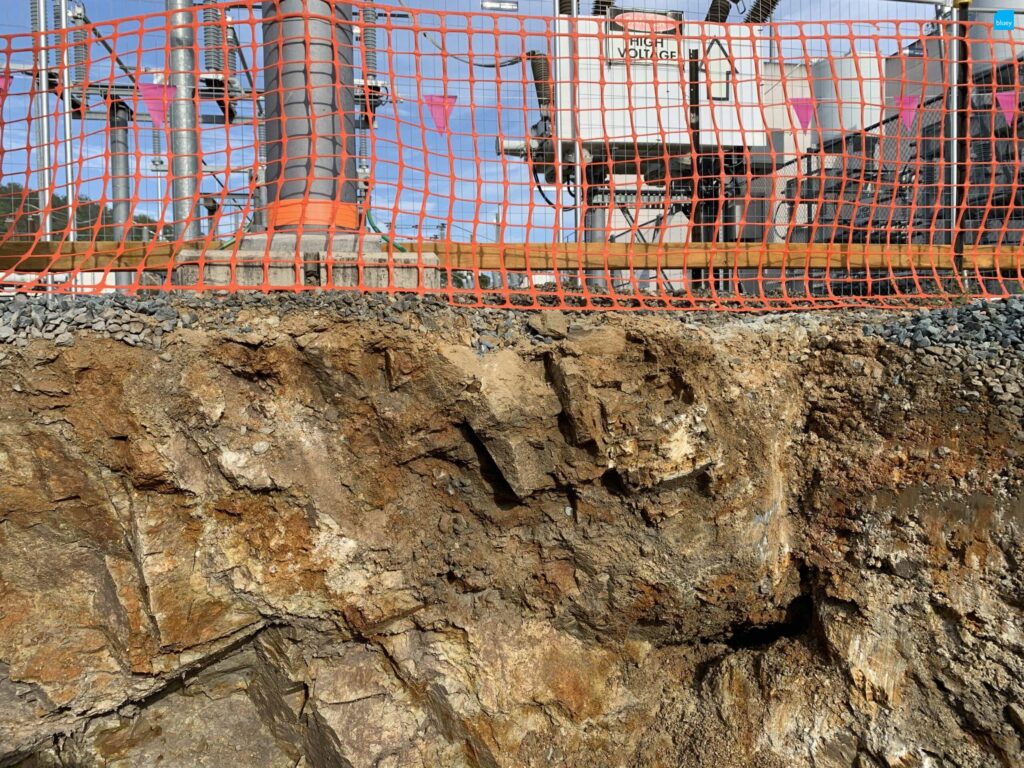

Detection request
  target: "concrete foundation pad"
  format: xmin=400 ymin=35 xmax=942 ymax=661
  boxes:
xmin=326 ymin=252 xmax=441 ymax=290
xmin=174 ymin=249 xmax=440 ymax=291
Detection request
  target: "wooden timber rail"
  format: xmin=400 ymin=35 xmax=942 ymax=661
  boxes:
xmin=0 ymin=240 xmax=1022 ymax=273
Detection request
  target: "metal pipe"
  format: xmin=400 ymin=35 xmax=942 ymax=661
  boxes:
xmin=261 ymin=0 xmax=359 ymax=232
xmin=167 ymin=0 xmax=202 ymax=240
xmin=947 ymin=2 xmax=969 ymax=262
xmin=109 ymin=101 xmax=132 ymax=285
xmin=109 ymin=101 xmax=131 ymax=242
xmin=31 ymin=0 xmax=53 ymax=240
xmin=55 ymin=0 xmax=77 ymax=241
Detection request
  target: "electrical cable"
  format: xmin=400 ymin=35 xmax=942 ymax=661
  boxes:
xmin=533 ymin=167 xmax=562 ymax=208
xmin=366 ymin=208 xmax=409 ymax=252
xmin=448 ymin=222 xmax=494 ymax=241
xmin=387 ymin=0 xmax=526 ymax=69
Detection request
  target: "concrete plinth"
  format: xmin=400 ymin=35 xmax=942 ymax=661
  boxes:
xmin=174 ymin=236 xmax=439 ymax=291
xmin=327 ymin=252 xmax=440 ymax=291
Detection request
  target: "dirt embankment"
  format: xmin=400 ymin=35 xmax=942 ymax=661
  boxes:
xmin=0 ymin=298 xmax=1021 ymax=768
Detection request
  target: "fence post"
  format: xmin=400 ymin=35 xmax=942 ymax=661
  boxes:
xmin=948 ymin=0 xmax=971 ymax=273
xmin=55 ymin=0 xmax=77 ymax=242
xmin=30 ymin=0 xmax=53 ymax=241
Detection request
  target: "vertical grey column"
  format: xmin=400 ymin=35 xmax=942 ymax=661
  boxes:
xmin=261 ymin=0 xmax=358 ymax=233
xmin=109 ymin=102 xmax=133 ymax=285
xmin=167 ymin=0 xmax=202 ymax=240
xmin=30 ymin=0 xmax=53 ymax=240
xmin=583 ymin=196 xmax=608 ymax=292
xmin=948 ymin=1 xmax=970 ymax=268
xmin=55 ymin=0 xmax=77 ymax=240
xmin=109 ymin=102 xmax=131 ymax=242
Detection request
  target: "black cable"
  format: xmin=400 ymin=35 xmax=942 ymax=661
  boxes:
xmin=534 ymin=167 xmax=574 ymax=209
xmin=441 ymin=50 xmax=526 ymax=69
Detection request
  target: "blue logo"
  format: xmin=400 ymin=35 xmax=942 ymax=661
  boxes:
xmin=995 ymin=9 xmax=1015 ymax=31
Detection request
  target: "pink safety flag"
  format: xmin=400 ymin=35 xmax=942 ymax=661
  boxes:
xmin=139 ymin=82 xmax=174 ymax=129
xmin=424 ymin=94 xmax=458 ymax=133
xmin=0 ymin=75 xmax=10 ymax=97
xmin=996 ymin=91 xmax=1018 ymax=124
xmin=893 ymin=95 xmax=919 ymax=130
xmin=790 ymin=98 xmax=814 ymax=131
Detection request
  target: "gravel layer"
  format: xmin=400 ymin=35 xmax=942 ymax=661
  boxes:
xmin=868 ymin=297 xmax=1024 ymax=413
xmin=1 ymin=292 xmax=1023 ymax=375
xmin=0 ymin=292 xmax=573 ymax=355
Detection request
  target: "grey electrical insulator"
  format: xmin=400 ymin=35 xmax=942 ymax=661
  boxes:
xmin=705 ymin=0 xmax=734 ymax=23
xmin=744 ymin=0 xmax=783 ymax=24
xmin=71 ymin=24 xmax=87 ymax=85
xmin=225 ymin=25 xmax=239 ymax=79
xmin=203 ymin=0 xmax=226 ymax=75
xmin=528 ymin=51 xmax=552 ymax=109
xmin=29 ymin=0 xmax=41 ymax=34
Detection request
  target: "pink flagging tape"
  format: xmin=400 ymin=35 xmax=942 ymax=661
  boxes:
xmin=791 ymin=98 xmax=814 ymax=131
xmin=425 ymin=94 xmax=458 ymax=132
xmin=139 ymin=82 xmax=174 ymax=129
xmin=893 ymin=95 xmax=919 ymax=130
xmin=996 ymin=90 xmax=1018 ymax=124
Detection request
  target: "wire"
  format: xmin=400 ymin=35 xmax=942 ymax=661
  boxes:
xmin=366 ymin=209 xmax=409 ymax=252
xmin=387 ymin=0 xmax=526 ymax=69
xmin=533 ymin=167 xmax=560 ymax=207
xmin=448 ymin=222 xmax=494 ymax=241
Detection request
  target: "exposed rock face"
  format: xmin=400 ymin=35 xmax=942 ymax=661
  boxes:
xmin=0 ymin=307 xmax=1020 ymax=767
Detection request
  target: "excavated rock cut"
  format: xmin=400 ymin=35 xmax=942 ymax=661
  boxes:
xmin=0 ymin=306 xmax=1021 ymax=768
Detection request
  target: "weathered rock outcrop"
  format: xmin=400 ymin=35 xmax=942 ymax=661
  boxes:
xmin=0 ymin=303 xmax=1021 ymax=767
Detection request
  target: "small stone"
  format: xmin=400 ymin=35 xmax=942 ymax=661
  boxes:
xmin=55 ymin=332 xmax=74 ymax=347
xmin=527 ymin=311 xmax=569 ymax=340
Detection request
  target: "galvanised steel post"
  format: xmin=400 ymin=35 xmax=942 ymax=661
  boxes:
xmin=30 ymin=0 xmax=53 ymax=240
xmin=55 ymin=0 xmax=77 ymax=241
xmin=109 ymin=101 xmax=133 ymax=285
xmin=167 ymin=0 xmax=202 ymax=240
xmin=261 ymin=0 xmax=359 ymax=233
xmin=109 ymin=101 xmax=131 ymax=241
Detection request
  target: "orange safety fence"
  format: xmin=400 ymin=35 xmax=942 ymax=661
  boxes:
xmin=0 ymin=2 xmax=1023 ymax=309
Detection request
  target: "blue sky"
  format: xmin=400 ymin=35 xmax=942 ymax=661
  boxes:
xmin=0 ymin=0 xmax=933 ymax=243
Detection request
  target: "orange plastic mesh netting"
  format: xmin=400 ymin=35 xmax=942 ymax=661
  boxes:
xmin=0 ymin=1 xmax=1020 ymax=310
